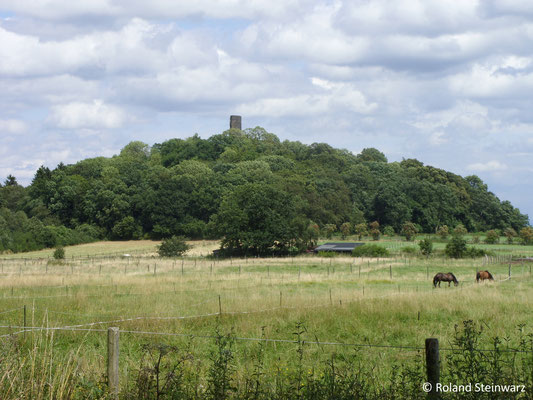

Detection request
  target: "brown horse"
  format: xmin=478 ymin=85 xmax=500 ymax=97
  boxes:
xmin=476 ymin=270 xmax=494 ymax=282
xmin=433 ymin=272 xmax=459 ymax=288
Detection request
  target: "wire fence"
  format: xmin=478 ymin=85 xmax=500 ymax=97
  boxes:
xmin=1 ymin=323 xmax=531 ymax=354
xmin=0 ymin=273 xmax=529 ymax=355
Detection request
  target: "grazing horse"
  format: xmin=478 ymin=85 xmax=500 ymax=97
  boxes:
xmin=476 ymin=270 xmax=494 ymax=282
xmin=433 ymin=272 xmax=459 ymax=288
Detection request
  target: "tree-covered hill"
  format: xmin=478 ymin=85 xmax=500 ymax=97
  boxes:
xmin=0 ymin=127 xmax=529 ymax=253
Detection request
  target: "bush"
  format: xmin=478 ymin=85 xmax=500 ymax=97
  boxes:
xmin=158 ymin=236 xmax=191 ymax=257
xmin=465 ymin=246 xmax=489 ymax=258
xmin=484 ymin=229 xmax=499 ymax=244
xmin=352 ymin=244 xmax=389 ymax=257
xmin=400 ymin=246 xmax=417 ymax=255
xmin=437 ymin=225 xmax=449 ymax=240
xmin=53 ymin=246 xmax=65 ymax=260
xmin=445 ymin=235 xmax=467 ymax=258
xmin=401 ymin=221 xmax=418 ymax=241
xmin=418 ymin=238 xmax=433 ymax=256
xmin=383 ymin=225 xmax=395 ymax=236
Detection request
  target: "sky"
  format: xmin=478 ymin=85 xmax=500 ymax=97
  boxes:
xmin=0 ymin=0 xmax=532 ymax=221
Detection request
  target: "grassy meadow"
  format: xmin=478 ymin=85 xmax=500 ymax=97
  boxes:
xmin=0 ymin=236 xmax=532 ymax=398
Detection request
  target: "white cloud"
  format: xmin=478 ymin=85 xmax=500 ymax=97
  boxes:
xmin=467 ymin=160 xmax=508 ymax=172
xmin=50 ymin=100 xmax=126 ymax=129
xmin=0 ymin=119 xmax=27 ymax=134
xmin=429 ymin=131 xmax=447 ymax=146
xmin=1 ymin=0 xmax=313 ymax=21
xmin=237 ymin=77 xmax=376 ymax=117
xmin=1 ymin=0 xmax=533 ymax=219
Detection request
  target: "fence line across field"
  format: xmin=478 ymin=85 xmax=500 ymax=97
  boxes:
xmin=1 ymin=324 xmax=531 ymax=355
xmin=0 ymin=261 xmax=523 ymax=302
xmin=0 ymin=271 xmax=518 ymax=322
xmin=0 ymin=276 xmax=517 ymax=337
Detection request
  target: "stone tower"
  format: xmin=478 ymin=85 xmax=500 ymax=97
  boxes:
xmin=230 ymin=115 xmax=242 ymax=130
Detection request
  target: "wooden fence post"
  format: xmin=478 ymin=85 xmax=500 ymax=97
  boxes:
xmin=107 ymin=327 xmax=119 ymax=399
xmin=425 ymin=338 xmax=440 ymax=399
xmin=23 ymin=305 xmax=27 ymax=338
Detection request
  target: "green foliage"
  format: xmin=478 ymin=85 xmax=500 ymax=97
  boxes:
xmin=401 ymin=221 xmax=418 ymax=241
xmin=112 ymin=216 xmax=141 ymax=240
xmin=445 ymin=236 xmax=489 ymax=258
xmin=354 ymin=223 xmax=368 ymax=240
xmin=369 ymin=221 xmax=380 ymax=241
xmin=520 ymin=227 xmax=533 ymax=245
xmin=453 ymin=224 xmax=468 ymax=236
xmin=484 ymin=229 xmax=499 ymax=244
xmin=324 ymin=224 xmax=337 ymax=239
xmin=445 ymin=235 xmax=467 ymax=258
xmin=464 ymin=246 xmax=489 ymax=258
xmin=157 ymin=236 xmax=191 ymax=257
xmin=504 ymin=227 xmax=517 ymax=244
xmin=2 ymin=125 xmax=530 ymax=254
xmin=339 ymin=222 xmax=351 ymax=239
xmin=400 ymin=246 xmax=417 ymax=255
xmin=418 ymin=238 xmax=433 ymax=256
xmin=53 ymin=246 xmax=65 ymax=260
xmin=211 ymin=184 xmax=310 ymax=256
xmin=383 ymin=225 xmax=395 ymax=236
xmin=352 ymin=244 xmax=389 ymax=257
xmin=437 ymin=225 xmax=449 ymax=240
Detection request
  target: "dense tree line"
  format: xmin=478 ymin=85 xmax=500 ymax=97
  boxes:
xmin=0 ymin=127 xmax=529 ymax=254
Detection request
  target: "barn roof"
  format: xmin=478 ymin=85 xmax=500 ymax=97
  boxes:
xmin=314 ymin=242 xmax=364 ymax=253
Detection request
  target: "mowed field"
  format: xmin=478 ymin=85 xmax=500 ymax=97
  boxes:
xmin=0 ymin=237 xmax=532 ymax=397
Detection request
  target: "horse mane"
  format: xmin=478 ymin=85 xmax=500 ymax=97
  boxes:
xmin=448 ymin=272 xmax=458 ymax=281
xmin=486 ymin=270 xmax=494 ymax=280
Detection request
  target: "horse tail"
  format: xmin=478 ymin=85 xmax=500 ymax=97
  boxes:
xmin=433 ymin=275 xmax=438 ymax=287
xmin=476 ymin=271 xmax=480 ymax=282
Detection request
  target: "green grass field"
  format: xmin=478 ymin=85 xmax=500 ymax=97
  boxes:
xmin=0 ymin=238 xmax=532 ymax=399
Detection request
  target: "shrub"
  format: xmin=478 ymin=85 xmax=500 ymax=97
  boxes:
xmin=352 ymin=244 xmax=389 ymax=257
xmin=158 ymin=236 xmax=191 ymax=257
xmin=340 ymin=222 xmax=351 ymax=239
xmin=401 ymin=221 xmax=418 ymax=241
xmin=519 ymin=227 xmax=533 ymax=245
xmin=354 ymin=223 xmax=368 ymax=240
xmin=445 ymin=235 xmax=467 ymax=258
xmin=437 ymin=225 xmax=449 ymax=240
xmin=504 ymin=227 xmax=517 ymax=244
xmin=453 ymin=224 xmax=468 ymax=236
xmin=465 ymin=246 xmax=488 ymax=258
xmin=53 ymin=246 xmax=65 ymax=260
xmin=383 ymin=225 xmax=395 ymax=236
xmin=484 ymin=229 xmax=499 ymax=244
xmin=324 ymin=224 xmax=336 ymax=239
xmin=418 ymin=238 xmax=433 ymax=256
xmin=400 ymin=246 xmax=417 ymax=255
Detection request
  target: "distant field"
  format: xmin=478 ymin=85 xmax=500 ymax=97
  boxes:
xmin=0 ymin=238 xmax=532 ymax=398
xmin=0 ymin=239 xmax=221 ymax=259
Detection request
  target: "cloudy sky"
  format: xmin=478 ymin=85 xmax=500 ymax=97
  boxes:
xmin=1 ymin=0 xmax=532 ymax=220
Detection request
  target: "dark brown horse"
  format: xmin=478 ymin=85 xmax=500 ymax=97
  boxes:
xmin=476 ymin=270 xmax=494 ymax=282
xmin=433 ymin=272 xmax=459 ymax=287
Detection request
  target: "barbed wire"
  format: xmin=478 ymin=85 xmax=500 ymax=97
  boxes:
xmin=1 ymin=325 xmax=530 ymax=354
